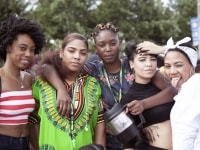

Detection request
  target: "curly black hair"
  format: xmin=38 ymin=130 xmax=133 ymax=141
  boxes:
xmin=0 ymin=14 xmax=46 ymax=61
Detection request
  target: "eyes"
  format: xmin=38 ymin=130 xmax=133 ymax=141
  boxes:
xmin=138 ymin=57 xmax=157 ymax=62
xmin=164 ymin=63 xmax=184 ymax=69
xmin=96 ymin=41 xmax=118 ymax=48
xmin=67 ymin=48 xmax=88 ymax=56
xmin=19 ymin=45 xmax=35 ymax=54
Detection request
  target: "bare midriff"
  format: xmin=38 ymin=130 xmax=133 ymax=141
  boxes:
xmin=142 ymin=120 xmax=172 ymax=150
xmin=0 ymin=124 xmax=29 ymax=137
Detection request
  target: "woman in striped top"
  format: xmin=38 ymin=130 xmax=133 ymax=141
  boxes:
xmin=0 ymin=14 xmax=45 ymax=150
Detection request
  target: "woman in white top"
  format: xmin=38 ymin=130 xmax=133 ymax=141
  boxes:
xmin=137 ymin=37 xmax=200 ymax=150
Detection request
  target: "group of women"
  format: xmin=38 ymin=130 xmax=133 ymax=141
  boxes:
xmin=0 ymin=14 xmax=199 ymax=150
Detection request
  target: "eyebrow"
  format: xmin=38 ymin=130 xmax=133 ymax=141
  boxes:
xmin=175 ymin=62 xmax=184 ymax=64
xmin=19 ymin=44 xmax=36 ymax=48
xmin=66 ymin=46 xmax=87 ymax=51
xmin=19 ymin=44 xmax=28 ymax=46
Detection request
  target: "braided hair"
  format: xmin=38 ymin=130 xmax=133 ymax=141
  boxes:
xmin=0 ymin=14 xmax=46 ymax=61
xmin=91 ymin=22 xmax=119 ymax=41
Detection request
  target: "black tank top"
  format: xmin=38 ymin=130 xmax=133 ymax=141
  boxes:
xmin=120 ymin=81 xmax=174 ymax=128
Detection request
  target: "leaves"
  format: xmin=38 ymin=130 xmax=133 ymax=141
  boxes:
xmin=0 ymin=0 xmax=197 ymax=50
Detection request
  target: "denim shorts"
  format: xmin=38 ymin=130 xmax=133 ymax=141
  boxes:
xmin=0 ymin=134 xmax=30 ymax=150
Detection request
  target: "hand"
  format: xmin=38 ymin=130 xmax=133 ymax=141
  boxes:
xmin=56 ymin=88 xmax=71 ymax=117
xmin=125 ymin=100 xmax=144 ymax=115
xmin=137 ymin=41 xmax=164 ymax=55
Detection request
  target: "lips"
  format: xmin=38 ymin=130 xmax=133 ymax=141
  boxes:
xmin=71 ymin=62 xmax=81 ymax=67
xmin=104 ymin=54 xmax=114 ymax=60
xmin=21 ymin=59 xmax=30 ymax=66
xmin=144 ymin=69 xmax=154 ymax=72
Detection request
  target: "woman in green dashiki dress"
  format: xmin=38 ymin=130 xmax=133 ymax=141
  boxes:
xmin=32 ymin=33 xmax=105 ymax=150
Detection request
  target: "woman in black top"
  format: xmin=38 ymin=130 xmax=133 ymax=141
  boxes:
xmin=120 ymin=40 xmax=174 ymax=150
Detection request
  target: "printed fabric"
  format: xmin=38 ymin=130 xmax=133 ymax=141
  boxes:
xmin=83 ymin=57 xmax=134 ymax=110
xmin=32 ymin=75 xmax=102 ymax=150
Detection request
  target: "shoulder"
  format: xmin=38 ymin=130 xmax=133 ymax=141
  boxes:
xmin=176 ymin=74 xmax=200 ymax=101
xmin=190 ymin=73 xmax=200 ymax=81
xmin=23 ymin=71 xmax=33 ymax=84
xmin=33 ymin=76 xmax=47 ymax=85
xmin=183 ymin=73 xmax=200 ymax=87
xmin=83 ymin=75 xmax=100 ymax=85
xmin=83 ymin=75 xmax=101 ymax=93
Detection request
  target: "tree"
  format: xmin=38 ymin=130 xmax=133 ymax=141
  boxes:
xmin=0 ymin=0 xmax=30 ymax=21
xmin=28 ymin=0 xmax=96 ymax=48
xmin=92 ymin=0 xmax=178 ymax=44
xmin=0 ymin=0 xmax=197 ymax=51
xmin=169 ymin=0 xmax=197 ymax=41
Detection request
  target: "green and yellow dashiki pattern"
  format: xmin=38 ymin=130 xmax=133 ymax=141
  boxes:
xmin=32 ymin=75 xmax=102 ymax=150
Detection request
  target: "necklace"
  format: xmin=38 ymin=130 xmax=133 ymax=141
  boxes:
xmin=103 ymin=60 xmax=123 ymax=103
xmin=2 ymin=68 xmax=24 ymax=88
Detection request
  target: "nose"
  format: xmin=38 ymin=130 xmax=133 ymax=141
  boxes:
xmin=25 ymin=49 xmax=34 ymax=57
xmin=74 ymin=51 xmax=80 ymax=59
xmin=104 ymin=44 xmax=111 ymax=52
xmin=145 ymin=60 xmax=152 ymax=67
xmin=168 ymin=66 xmax=178 ymax=75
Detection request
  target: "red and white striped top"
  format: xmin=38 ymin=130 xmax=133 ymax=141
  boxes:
xmin=0 ymin=90 xmax=35 ymax=125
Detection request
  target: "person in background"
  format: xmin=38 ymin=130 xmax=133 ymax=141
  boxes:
xmin=120 ymin=40 xmax=174 ymax=150
xmin=41 ymin=22 xmax=177 ymax=150
xmin=137 ymin=37 xmax=200 ymax=150
xmin=32 ymin=33 xmax=105 ymax=150
xmin=0 ymin=14 xmax=45 ymax=150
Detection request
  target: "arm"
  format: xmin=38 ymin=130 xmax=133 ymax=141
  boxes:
xmin=94 ymin=99 xmax=106 ymax=147
xmin=41 ymin=64 xmax=71 ymax=116
xmin=142 ymin=71 xmax=177 ymax=109
xmin=126 ymin=71 xmax=177 ymax=115
xmin=137 ymin=41 xmax=165 ymax=55
xmin=29 ymin=123 xmax=39 ymax=150
xmin=94 ymin=121 xmax=106 ymax=147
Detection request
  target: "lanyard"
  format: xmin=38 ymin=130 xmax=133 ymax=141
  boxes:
xmin=103 ymin=62 xmax=123 ymax=103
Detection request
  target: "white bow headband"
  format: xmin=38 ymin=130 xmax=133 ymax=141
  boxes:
xmin=165 ymin=37 xmax=198 ymax=67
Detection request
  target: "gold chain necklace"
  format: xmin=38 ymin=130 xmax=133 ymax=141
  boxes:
xmin=2 ymin=68 xmax=24 ymax=88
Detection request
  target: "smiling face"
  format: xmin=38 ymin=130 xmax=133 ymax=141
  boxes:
xmin=6 ymin=34 xmax=36 ymax=70
xmin=60 ymin=39 xmax=88 ymax=73
xmin=130 ymin=53 xmax=157 ymax=84
xmin=164 ymin=51 xmax=195 ymax=89
xmin=94 ymin=30 xmax=120 ymax=64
